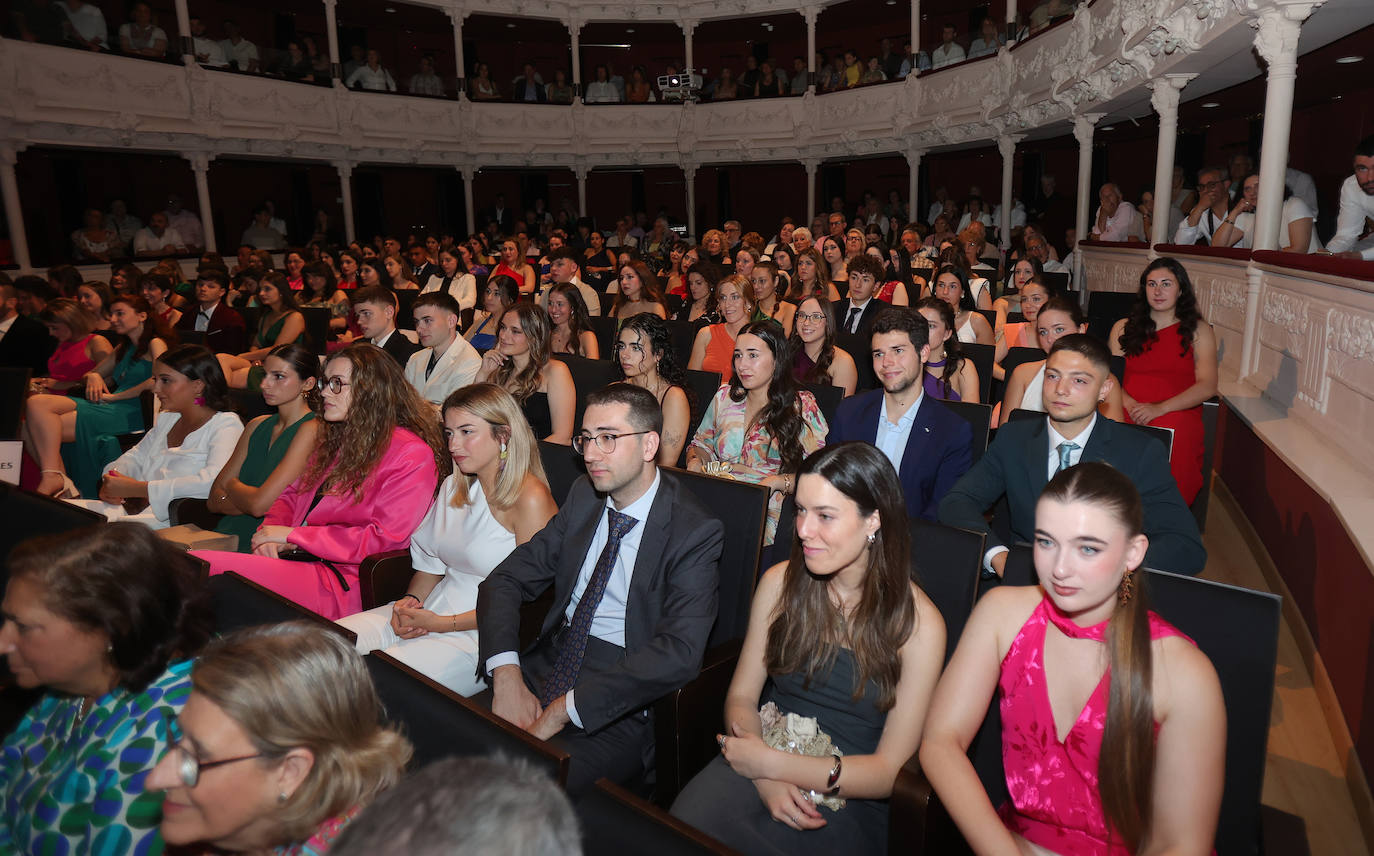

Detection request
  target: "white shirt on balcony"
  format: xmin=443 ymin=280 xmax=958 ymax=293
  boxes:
xmin=968 ymin=37 xmax=1001 ymax=59
xmin=192 ymin=35 xmax=227 ymax=67
xmin=346 ymin=64 xmax=397 ymax=92
xmin=584 ymin=81 xmax=620 ymax=103
xmin=1091 ymin=201 xmax=1140 ymax=242
xmin=220 ymin=37 xmax=258 ymax=71
xmin=134 ymin=226 xmax=187 ymax=256
xmin=60 ymin=2 xmax=108 ymax=50
xmin=1326 ymin=174 xmax=1374 ymax=261
xmin=1225 ymin=197 xmax=1321 ymax=253
xmin=409 ymin=72 xmax=445 ymax=97
xmin=931 ymin=42 xmax=966 ymax=69
xmin=1286 ymin=167 xmax=1318 ymax=217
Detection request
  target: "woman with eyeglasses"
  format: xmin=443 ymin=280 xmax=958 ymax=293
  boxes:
xmin=788 ymin=295 xmax=858 ymax=398
xmin=465 ymin=275 xmax=519 ymax=352
xmin=688 ymin=274 xmax=757 ymax=384
xmin=337 ymin=384 xmax=557 ymax=695
xmin=194 ymin=342 xmax=446 ymax=619
xmin=616 ymin=313 xmax=693 ymax=466
xmin=146 ymin=622 xmax=410 ymax=854
xmin=0 ymin=523 xmax=211 ymax=855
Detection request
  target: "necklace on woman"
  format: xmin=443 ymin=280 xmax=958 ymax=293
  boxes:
xmin=68 ymin=696 xmax=95 ymax=742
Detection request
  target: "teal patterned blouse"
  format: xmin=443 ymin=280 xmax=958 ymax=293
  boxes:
xmin=0 ymin=659 xmax=192 ymax=855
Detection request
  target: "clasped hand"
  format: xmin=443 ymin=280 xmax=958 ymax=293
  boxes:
xmin=250 ymin=525 xmax=294 ymax=558
xmin=389 ymin=602 xmax=436 ymax=639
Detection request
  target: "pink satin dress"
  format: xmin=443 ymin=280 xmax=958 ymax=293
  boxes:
xmin=47 ymin=335 xmax=98 ymax=383
xmin=997 ymin=596 xmax=1193 ymax=855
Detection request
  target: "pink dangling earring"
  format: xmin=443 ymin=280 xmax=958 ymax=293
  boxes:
xmin=194 ymin=395 xmax=206 ymax=406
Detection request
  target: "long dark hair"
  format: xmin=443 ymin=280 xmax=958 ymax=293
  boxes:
xmin=765 ymin=443 xmax=916 ymax=711
xmin=1039 ymin=462 xmax=1154 ymax=851
xmin=547 ymin=282 xmax=595 ymax=357
xmin=915 ymin=296 xmax=964 ymax=397
xmin=264 ymin=342 xmax=320 ymax=410
xmin=615 ymin=313 xmax=691 ymax=416
xmin=727 ymin=319 xmax=807 ymax=473
xmin=934 ymin=264 xmax=976 ymax=311
xmin=611 ymin=260 xmax=667 ymax=317
xmin=787 ymin=294 xmax=837 ymax=386
xmin=1120 ymin=257 xmax=1200 ymax=358
xmin=157 ymin=344 xmax=233 ymax=411
xmin=111 ymin=294 xmax=174 ymax=360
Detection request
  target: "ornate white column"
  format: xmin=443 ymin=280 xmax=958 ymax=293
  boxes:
xmin=0 ymin=146 xmax=31 ymax=271
xmin=323 ymin=0 xmax=341 ymax=81
xmin=684 ymin=162 xmax=698 ymax=237
xmin=682 ymin=18 xmax=696 ymax=76
xmin=172 ymin=0 xmax=192 ymax=64
xmin=447 ymin=6 xmax=467 ymax=98
xmin=182 ymin=151 xmax=216 ymax=252
xmin=804 ymin=158 xmax=819 ymax=225
xmin=905 ymin=148 xmax=923 ymax=226
xmin=459 ymin=165 xmax=476 ymax=235
xmin=1147 ymin=73 xmax=1196 ymax=247
xmin=804 ymin=7 xmax=819 ymax=89
xmin=913 ymin=0 xmax=923 ymax=63
xmin=333 ymin=160 xmax=356 ymax=243
xmin=569 ymin=14 xmax=582 ymax=96
xmin=997 ymin=133 xmax=1024 ymax=251
xmin=574 ymin=162 xmax=589 ymax=218
xmin=1072 ymin=112 xmax=1104 ymax=294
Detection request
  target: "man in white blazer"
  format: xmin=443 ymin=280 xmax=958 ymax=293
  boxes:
xmin=404 ymin=292 xmax=483 ymax=408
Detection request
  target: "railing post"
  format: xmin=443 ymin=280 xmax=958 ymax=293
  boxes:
xmin=183 ymin=151 xmax=216 ymax=253
xmin=998 ymin=133 xmax=1024 ymax=253
xmin=323 ymin=0 xmax=341 ymax=82
xmin=0 ymin=145 xmax=31 ymax=271
xmin=447 ymin=5 xmax=467 ymax=98
xmin=460 ymin=165 xmax=476 ymax=236
xmin=575 ymin=162 xmax=589 ymax=219
xmin=1073 ymin=112 xmax=1104 ymax=297
xmin=569 ymin=14 xmax=581 ymax=101
xmin=804 ymin=158 xmax=819 ymax=225
xmin=1147 ymin=73 xmax=1196 ymax=247
xmin=333 ymin=160 xmax=355 ymax=243
xmin=905 ymin=148 xmax=923 ymax=228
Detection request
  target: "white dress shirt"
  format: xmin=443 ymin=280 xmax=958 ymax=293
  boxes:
xmin=165 ymin=209 xmax=203 ymax=249
xmin=133 ymin=225 xmax=186 ymax=255
xmin=1286 ymin=167 xmax=1319 ymax=217
xmin=345 ymin=64 xmax=398 ymax=92
xmin=61 ymin=2 xmax=108 ymax=48
xmin=1174 ymin=203 xmax=1228 ymax=245
xmin=220 ymin=37 xmax=258 ymax=69
xmin=931 ymin=42 xmax=967 ymax=69
xmin=876 ymin=391 xmax=924 ymax=474
xmin=421 ymin=273 xmax=477 ymax=312
xmin=1327 ymin=174 xmax=1374 ymax=261
xmin=191 ymin=35 xmax=226 ymax=67
xmin=1092 ymin=202 xmax=1140 ymax=242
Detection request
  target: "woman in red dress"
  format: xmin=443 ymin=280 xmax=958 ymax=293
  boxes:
xmin=1109 ymin=257 xmax=1217 ymax=505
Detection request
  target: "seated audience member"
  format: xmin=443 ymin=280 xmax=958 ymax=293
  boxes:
xmin=993 ymin=275 xmax=1052 ymax=381
xmin=914 ymin=297 xmax=981 ymax=403
xmin=73 ymin=280 xmax=118 ymax=342
xmin=476 ymin=384 xmax=724 ymax=793
xmin=228 ymin=269 xmax=261 ymax=307
xmin=300 ymin=262 xmax=348 ymax=324
xmin=609 ymin=259 xmax=669 ymax=321
xmin=1109 ymin=258 xmax=1217 ymax=506
xmin=790 ymin=294 xmax=859 ymax=397
xmin=71 ymin=207 xmax=119 ymax=260
xmin=67 ymin=345 xmax=242 ymax=528
xmin=469 ymin=62 xmax=500 ymax=100
xmin=14 ymin=276 xmax=57 ymax=318
xmin=931 ymin=23 xmax=966 ymax=68
xmin=968 ymin=16 xmax=1003 ymax=58
xmin=542 ymin=248 xmax=600 ymax=316
xmin=352 ymin=286 xmax=419 ymax=367
xmin=584 ymin=64 xmax=620 ymax=102
xmin=32 ymin=298 xmax=113 ymax=391
xmin=819 ymin=236 xmax=848 ymax=294
xmin=832 ymin=251 xmax=893 ymax=390
xmin=689 ymin=274 xmax=757 ymax=383
xmin=1175 ymin=166 xmax=1231 ymax=246
xmin=140 ymin=272 xmax=183 ymax=327
xmin=688 ymin=319 xmax=827 ymax=545
xmin=673 ymin=260 xmax=723 ymax=327
xmin=466 ymin=274 xmax=519 ymax=351
xmin=118 ymin=1 xmax=166 ymax=57
xmin=494 ymin=237 xmax=539 ymax=296
xmin=217 ymin=273 xmax=305 ymax=389
xmin=385 ymin=253 xmax=421 ymax=291
xmin=218 ymin=18 xmax=259 ymax=72
xmin=939 ymin=334 xmax=1206 ymax=577
xmin=104 ymin=199 xmax=142 ymax=249
xmin=176 ymin=269 xmax=247 ymax=353
xmin=475 ymin=303 xmax=577 ymax=444
xmin=0 ymin=523 xmax=210 ymax=855
xmin=546 ymin=282 xmax=600 ymax=358
xmin=921 ymin=463 xmax=1225 ymax=855
xmin=1089 ymin=183 xmax=1142 ymax=242
xmin=0 ymin=282 xmax=56 ymax=375
xmin=751 ymin=260 xmax=796 ymax=336
xmin=407 ymin=242 xmax=440 ymax=285
xmin=338 ymin=384 xmax=558 ymax=695
xmin=1001 ymin=257 xmax=1044 ymax=318
xmin=672 ymin=443 xmax=945 ymax=854
xmin=208 ymin=343 xmax=319 ymax=551
xmin=162 ymin=195 xmax=204 ymax=252
xmin=1024 ymin=231 xmax=1068 ymax=276
xmin=931 ymin=264 xmax=994 ymax=346
xmin=187 ymin=15 xmax=224 ymax=66
xmin=405 ymin=292 xmax=484 ymax=408
xmin=57 ymin=0 xmax=108 ymax=50
xmin=408 ymin=54 xmax=445 ymax=96
xmin=1211 ymin=173 xmax=1320 ymax=253
xmin=421 ymin=246 xmax=477 ymax=311
xmin=147 ymin=623 xmax=411 ymax=853
xmin=25 ymin=295 xmax=170 ymax=498
xmin=332 ymin=756 xmax=580 ymax=856
xmin=357 ymin=256 xmax=392 ymax=291
xmin=616 ymin=313 xmax=692 ymax=466
xmin=240 ymin=206 xmax=287 ymax=251
xmin=1001 ymin=296 xmax=1122 ymax=425
xmin=345 ymin=48 xmax=397 ymax=91
xmin=828 ymin=307 xmax=973 ymax=520
xmin=545 ymin=69 xmax=575 ymax=104
xmin=1325 ymin=135 xmax=1374 ymax=260
xmin=133 ymin=212 xmax=187 ymax=257
xmin=194 ymin=343 xmax=445 ymax=618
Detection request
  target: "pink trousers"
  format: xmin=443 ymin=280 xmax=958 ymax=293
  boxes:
xmin=194 ymin=550 xmax=360 ymax=620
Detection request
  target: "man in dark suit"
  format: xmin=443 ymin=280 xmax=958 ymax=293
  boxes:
xmin=939 ymin=334 xmax=1206 ymax=577
xmin=407 ymin=242 xmax=441 ymax=286
xmin=828 ymin=306 xmax=972 ymax=520
xmin=175 ymin=269 xmax=246 ymax=354
xmin=351 ymin=286 xmax=419 ymax=367
xmin=0 ymin=282 xmax=55 ymax=375
xmin=477 ymin=384 xmax=723 ymax=793
xmin=482 ymin=193 xmax=514 ymax=234
xmin=831 ymin=252 xmax=888 ymax=390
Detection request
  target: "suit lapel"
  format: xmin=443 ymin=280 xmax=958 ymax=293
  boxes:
xmin=899 ymin=397 xmax=934 ymax=484
xmin=625 ymin=478 xmax=674 ymax=649
xmin=1025 ymin=418 xmax=1051 ymax=495
xmin=548 ymin=493 xmax=603 ymax=632
xmin=1081 ymin=417 xmax=1113 ymax=461
xmin=858 ymin=392 xmax=882 ymax=445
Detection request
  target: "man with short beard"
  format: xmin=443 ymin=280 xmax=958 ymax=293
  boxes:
xmin=1326 ymin=135 xmax=1374 ymax=261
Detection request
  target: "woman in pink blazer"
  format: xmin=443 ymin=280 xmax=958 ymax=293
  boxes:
xmin=197 ymin=342 xmax=449 ymax=618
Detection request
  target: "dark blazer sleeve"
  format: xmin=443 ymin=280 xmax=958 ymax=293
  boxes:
xmin=938 ymin=420 xmax=1016 ymax=550
xmin=383 ymin=333 xmax=420 ymax=366
xmin=826 ymin=394 xmax=861 ymax=444
xmin=922 ymin=407 xmax=973 ymax=520
xmin=1119 ymin=429 xmax=1207 ymax=575
xmin=572 ymin=486 xmax=724 ymax=734
xmin=0 ymin=316 xmax=54 ymax=375
xmin=217 ymin=307 xmax=247 ymax=354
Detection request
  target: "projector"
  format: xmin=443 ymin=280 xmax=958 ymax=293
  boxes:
xmin=658 ymin=69 xmax=704 ymax=102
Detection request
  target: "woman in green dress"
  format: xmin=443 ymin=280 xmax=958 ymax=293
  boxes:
xmin=218 ymin=273 xmax=307 ymax=390
xmin=24 ymin=294 xmax=171 ymax=498
xmin=207 ymin=343 xmax=320 ymax=551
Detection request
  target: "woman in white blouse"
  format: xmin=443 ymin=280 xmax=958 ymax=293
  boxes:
xmin=336 ymin=383 xmax=557 ymax=696
xmin=421 ymin=246 xmax=478 ymax=313
xmin=69 ymin=345 xmax=243 ymax=528
xmin=1211 ymin=173 xmax=1321 ymax=253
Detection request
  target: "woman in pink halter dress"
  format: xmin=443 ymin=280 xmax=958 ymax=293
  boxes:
xmin=920 ymin=462 xmax=1226 ymax=855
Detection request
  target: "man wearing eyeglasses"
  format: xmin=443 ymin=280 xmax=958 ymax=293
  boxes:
xmin=1175 ymin=167 xmax=1231 ymax=246
xmin=477 ymin=384 xmax=723 ymax=794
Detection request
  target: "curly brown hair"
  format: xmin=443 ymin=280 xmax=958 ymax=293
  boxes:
xmin=305 ymin=342 xmax=450 ymax=501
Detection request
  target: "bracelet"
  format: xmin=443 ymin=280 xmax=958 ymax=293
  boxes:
xmin=451 ymin=614 xmax=458 ymax=632
xmin=399 ymin=593 xmax=422 ymax=608
xmin=825 ymin=752 xmax=842 ymax=795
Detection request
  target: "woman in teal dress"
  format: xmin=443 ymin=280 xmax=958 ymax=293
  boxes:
xmin=218 ymin=273 xmax=307 ymax=390
xmin=208 ymin=343 xmax=320 ymax=551
xmin=0 ymin=522 xmax=211 ymax=855
xmin=24 ymin=294 xmax=172 ymax=498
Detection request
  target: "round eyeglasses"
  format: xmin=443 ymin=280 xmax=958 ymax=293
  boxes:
xmin=572 ymin=430 xmax=651 ymax=455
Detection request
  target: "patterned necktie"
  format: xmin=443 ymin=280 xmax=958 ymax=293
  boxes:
xmin=1056 ymin=441 xmax=1080 ymax=474
xmin=539 ymin=508 xmax=639 ymax=707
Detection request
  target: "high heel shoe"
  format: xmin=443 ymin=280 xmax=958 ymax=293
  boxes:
xmin=40 ymin=469 xmax=80 ymax=499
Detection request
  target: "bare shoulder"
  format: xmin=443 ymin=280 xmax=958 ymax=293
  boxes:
xmin=1153 ymin=632 xmax=1222 ymax=708
xmin=907 ymin=581 xmax=947 ymax=646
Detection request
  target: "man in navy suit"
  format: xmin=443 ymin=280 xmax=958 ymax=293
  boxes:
xmin=828 ymin=306 xmax=973 ymax=520
xmin=939 ymin=334 xmax=1206 ymax=577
